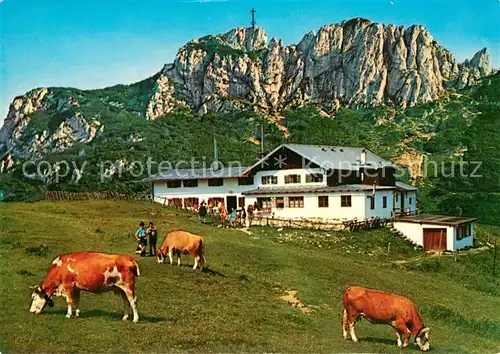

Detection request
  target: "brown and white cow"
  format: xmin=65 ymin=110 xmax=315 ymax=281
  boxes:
xmin=156 ymin=230 xmax=206 ymax=270
xmin=342 ymin=286 xmax=430 ymax=351
xmin=29 ymin=252 xmax=140 ymax=322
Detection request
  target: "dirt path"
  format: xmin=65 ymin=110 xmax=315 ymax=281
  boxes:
xmin=280 ymin=290 xmax=313 ymax=313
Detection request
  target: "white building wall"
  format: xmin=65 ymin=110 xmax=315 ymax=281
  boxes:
xmin=153 ymin=178 xmax=256 ymax=206
xmin=393 ymin=222 xmax=458 ymax=251
xmin=364 ymin=190 xmax=394 ymax=219
xmin=246 ymin=192 xmax=374 ymax=221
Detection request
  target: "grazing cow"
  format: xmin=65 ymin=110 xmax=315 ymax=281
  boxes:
xmin=342 ymin=286 xmax=430 ymax=351
xmin=156 ymin=230 xmax=206 ymax=270
xmin=29 ymin=252 xmax=140 ymax=322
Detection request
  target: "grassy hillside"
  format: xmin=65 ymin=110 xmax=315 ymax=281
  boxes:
xmin=0 ymin=201 xmax=499 ymax=353
xmin=1 ymin=74 xmax=500 ymax=224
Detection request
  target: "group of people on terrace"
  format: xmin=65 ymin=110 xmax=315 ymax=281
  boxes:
xmin=198 ymin=200 xmax=256 ymax=228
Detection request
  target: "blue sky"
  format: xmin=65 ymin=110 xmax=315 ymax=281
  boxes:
xmin=1 ymin=0 xmax=499 ymax=123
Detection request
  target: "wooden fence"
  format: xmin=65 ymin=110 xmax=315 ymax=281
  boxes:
xmin=44 ymin=191 xmax=153 ymax=202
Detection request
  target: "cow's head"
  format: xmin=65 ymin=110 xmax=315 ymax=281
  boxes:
xmin=415 ymin=327 xmax=430 ymax=352
xmin=29 ymin=285 xmax=54 ymax=314
xmin=156 ymin=250 xmax=165 ymax=264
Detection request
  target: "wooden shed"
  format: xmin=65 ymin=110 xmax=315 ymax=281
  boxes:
xmin=393 ymin=214 xmax=477 ymax=251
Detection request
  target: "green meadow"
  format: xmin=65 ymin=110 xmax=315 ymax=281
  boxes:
xmin=0 ymin=200 xmax=499 ymax=353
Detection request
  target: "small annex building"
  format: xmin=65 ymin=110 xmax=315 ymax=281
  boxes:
xmin=393 ymin=214 xmax=477 ymax=251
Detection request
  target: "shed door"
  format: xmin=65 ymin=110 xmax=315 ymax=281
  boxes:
xmin=423 ymin=228 xmax=447 ymax=251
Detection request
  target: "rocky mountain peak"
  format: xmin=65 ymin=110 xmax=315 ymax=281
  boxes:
xmin=468 ymin=48 xmax=493 ymax=77
xmin=145 ymin=18 xmax=494 ymax=119
xmin=1 ymin=18 xmax=496 ymax=160
xmin=220 ymin=26 xmax=268 ymax=52
xmin=457 ymin=47 xmax=493 ymax=88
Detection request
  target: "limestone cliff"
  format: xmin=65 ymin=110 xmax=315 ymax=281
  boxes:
xmin=0 ymin=18 xmax=494 ymax=160
xmin=146 ymin=19 xmax=493 ymax=119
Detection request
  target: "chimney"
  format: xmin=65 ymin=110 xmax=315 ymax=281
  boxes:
xmin=361 ymin=149 xmax=367 ymax=164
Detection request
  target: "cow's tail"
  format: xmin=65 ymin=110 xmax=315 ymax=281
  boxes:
xmin=198 ymin=238 xmax=206 ymax=265
xmin=130 ymin=259 xmax=140 ymax=277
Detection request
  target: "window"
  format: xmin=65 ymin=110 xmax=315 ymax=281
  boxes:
xmin=184 ymin=198 xmax=199 ymax=208
xmin=395 ymin=193 xmax=399 ymax=202
xmin=238 ymin=177 xmax=254 ymax=186
xmin=383 ymin=196 xmax=387 ymax=208
xmin=275 ymin=197 xmax=285 ymax=209
xmin=318 ymin=196 xmax=329 ymax=208
xmin=257 ymin=197 xmax=272 ymax=210
xmin=457 ymin=223 xmax=472 ymax=241
xmin=368 ymin=196 xmax=375 ymax=210
xmin=208 ymin=197 xmax=224 ymax=207
xmin=306 ymin=174 xmax=323 ymax=183
xmin=168 ymin=198 xmax=182 ymax=207
xmin=409 ymin=197 xmax=412 ymax=205
xmin=183 ymin=179 xmax=198 ymax=188
xmin=341 ymin=195 xmax=352 ymax=207
xmin=238 ymin=197 xmax=245 ymax=208
xmin=208 ymin=178 xmax=224 ymax=187
xmin=288 ymin=197 xmax=304 ymax=208
xmin=284 ymin=174 xmax=301 ymax=184
xmin=261 ymin=175 xmax=278 ymax=185
xmin=167 ymin=180 xmax=181 ymax=188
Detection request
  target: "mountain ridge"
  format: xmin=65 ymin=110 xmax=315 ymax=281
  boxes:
xmin=147 ymin=17 xmax=493 ymax=119
xmin=0 ymin=18 xmax=495 ymax=162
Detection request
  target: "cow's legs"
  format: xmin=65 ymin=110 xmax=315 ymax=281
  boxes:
xmin=349 ymin=322 xmax=358 ymax=342
xmin=345 ymin=310 xmax=360 ymax=342
xmin=195 ymin=255 xmax=205 ymax=270
xmin=116 ymin=285 xmax=139 ymax=323
xmin=342 ymin=309 xmax=349 ymax=340
xmin=175 ymin=250 xmax=182 ymax=266
xmin=168 ymin=250 xmax=174 ymax=265
xmin=192 ymin=252 xmax=199 ymax=269
xmin=395 ymin=331 xmax=403 ymax=348
xmin=64 ymin=291 xmax=74 ymax=319
xmin=73 ymin=290 xmax=81 ymax=318
xmin=190 ymin=250 xmax=204 ymax=270
xmin=119 ymin=290 xmax=131 ymax=321
xmin=393 ymin=321 xmax=411 ymax=347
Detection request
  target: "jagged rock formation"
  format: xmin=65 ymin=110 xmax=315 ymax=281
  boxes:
xmin=145 ymin=72 xmax=189 ymax=119
xmin=457 ymin=48 xmax=494 ymax=89
xmin=0 ymin=88 xmax=103 ymax=159
xmin=146 ymin=18 xmax=493 ymax=119
xmin=0 ymin=18 xmax=494 ymax=159
xmin=46 ymin=113 xmax=103 ymax=153
xmin=0 ymin=88 xmax=50 ymax=145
